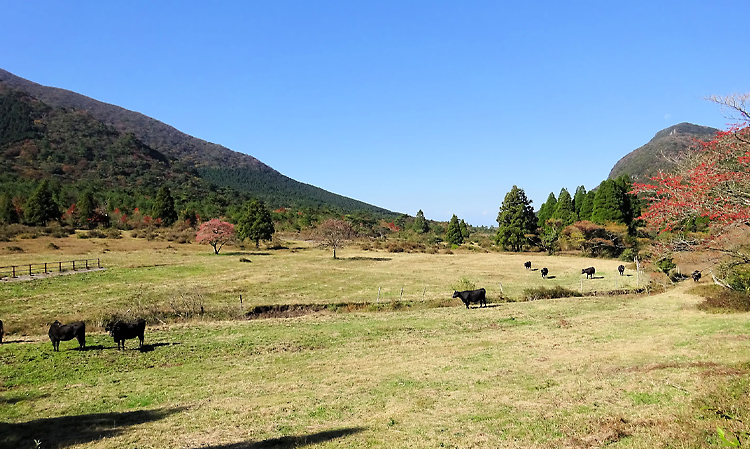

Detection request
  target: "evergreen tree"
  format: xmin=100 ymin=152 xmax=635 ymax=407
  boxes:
xmin=460 ymin=219 xmax=470 ymax=239
xmin=495 ymin=185 xmax=536 ymax=252
xmin=592 ymin=179 xmax=625 ymax=224
xmin=76 ymin=190 xmax=98 ymax=228
xmin=237 ymin=199 xmax=275 ymax=248
xmin=152 ymin=185 xmax=178 ymax=226
xmin=613 ymin=174 xmax=640 ymax=226
xmin=579 ymin=190 xmax=596 ymax=221
xmin=551 ymin=188 xmax=577 ymax=226
xmin=573 ymin=185 xmax=587 ymax=218
xmin=24 ymin=179 xmax=60 ymax=226
xmin=413 ymin=209 xmax=429 ymax=233
xmin=446 ymin=214 xmax=464 ymax=245
xmin=536 ymin=192 xmax=557 ymax=228
xmin=0 ymin=193 xmax=19 ymax=225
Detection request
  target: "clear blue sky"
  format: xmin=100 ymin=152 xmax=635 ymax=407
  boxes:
xmin=2 ymin=1 xmax=747 ymax=226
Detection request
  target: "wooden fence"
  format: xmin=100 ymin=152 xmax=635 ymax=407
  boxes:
xmin=0 ymin=258 xmax=102 ymax=279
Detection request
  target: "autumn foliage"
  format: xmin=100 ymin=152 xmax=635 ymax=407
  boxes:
xmin=196 ymin=219 xmax=235 ymax=254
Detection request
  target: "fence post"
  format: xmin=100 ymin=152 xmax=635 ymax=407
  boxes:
xmin=44 ymin=263 xmax=48 ymax=274
xmin=12 ymin=266 xmax=16 ymax=278
xmin=400 ymin=287 xmax=403 ymax=300
xmin=59 ymin=262 xmax=62 ymax=272
xmin=86 ymin=260 xmax=89 ymax=269
xmin=377 ymin=287 xmax=381 ymax=303
xmin=29 ymin=264 xmax=32 ymax=276
xmin=98 ymin=258 xmax=101 ymax=268
xmin=422 ymin=287 xmax=426 ymax=300
xmin=72 ymin=261 xmax=76 ymax=271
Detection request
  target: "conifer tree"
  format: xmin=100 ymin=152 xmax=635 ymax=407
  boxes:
xmin=551 ymin=188 xmax=577 ymax=226
xmin=496 ymin=185 xmax=536 ymax=251
xmin=592 ymin=179 xmax=626 ymax=224
xmin=573 ymin=185 xmax=587 ymax=218
xmin=413 ymin=209 xmax=429 ymax=233
xmin=579 ymin=190 xmax=596 ymax=221
xmin=460 ymin=219 xmax=470 ymax=239
xmin=76 ymin=190 xmax=98 ymax=228
xmin=0 ymin=193 xmax=19 ymax=225
xmin=237 ymin=199 xmax=275 ymax=248
xmin=536 ymin=192 xmax=557 ymax=228
xmin=446 ymin=214 xmax=464 ymax=245
xmin=152 ymin=185 xmax=178 ymax=226
xmin=24 ymin=179 xmax=59 ymax=226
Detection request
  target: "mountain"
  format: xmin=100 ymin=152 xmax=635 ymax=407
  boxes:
xmin=608 ymin=122 xmax=719 ymax=181
xmin=0 ymin=68 xmax=395 ymax=216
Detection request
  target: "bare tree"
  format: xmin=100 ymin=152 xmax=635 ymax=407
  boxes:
xmin=317 ymin=219 xmax=355 ymax=259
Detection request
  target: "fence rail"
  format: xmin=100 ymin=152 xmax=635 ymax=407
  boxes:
xmin=0 ymin=259 xmax=101 ymax=279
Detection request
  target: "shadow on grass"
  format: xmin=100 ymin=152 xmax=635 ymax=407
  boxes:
xmin=196 ymin=427 xmax=366 ymax=449
xmin=138 ymin=342 xmax=179 ymax=353
xmin=545 ymin=275 xmax=557 ymax=279
xmin=343 ymin=256 xmax=392 ymax=261
xmin=0 ymin=406 xmax=185 ymax=449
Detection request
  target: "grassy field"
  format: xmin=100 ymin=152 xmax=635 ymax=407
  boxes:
xmin=1 ymin=235 xmax=748 ymax=448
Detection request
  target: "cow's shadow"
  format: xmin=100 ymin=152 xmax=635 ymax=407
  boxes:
xmin=194 ymin=427 xmax=366 ymax=448
xmin=80 ymin=344 xmax=106 ymax=351
xmin=0 ymin=407 xmax=184 ymax=449
xmin=545 ymin=275 xmax=557 ymax=279
xmin=138 ymin=342 xmax=179 ymax=353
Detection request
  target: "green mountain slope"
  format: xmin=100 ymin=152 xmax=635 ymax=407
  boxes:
xmin=0 ymin=68 xmax=395 ymax=216
xmin=608 ymin=122 xmax=718 ymax=181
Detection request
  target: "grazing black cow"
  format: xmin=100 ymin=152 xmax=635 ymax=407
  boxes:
xmin=524 ymin=261 xmax=531 ymax=270
xmin=0 ymin=319 xmax=4 ymax=344
xmin=618 ymin=265 xmax=625 ymax=276
xmin=48 ymin=320 xmax=85 ymax=351
xmin=582 ymin=267 xmax=596 ymax=279
xmin=541 ymin=267 xmax=549 ymax=279
xmin=692 ymin=270 xmax=702 ymax=282
xmin=106 ymin=319 xmax=146 ymax=350
xmin=452 ymin=288 xmax=487 ymax=309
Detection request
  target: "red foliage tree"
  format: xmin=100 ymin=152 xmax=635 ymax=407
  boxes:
xmin=196 ymin=219 xmax=236 ymax=254
xmin=632 ymin=93 xmax=750 ymax=266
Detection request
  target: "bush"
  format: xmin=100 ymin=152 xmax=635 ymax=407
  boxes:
xmin=106 ymin=228 xmax=122 ymax=239
xmin=522 ymin=286 xmax=582 ymax=301
xmin=6 ymin=245 xmax=23 ymax=252
xmin=452 ymin=277 xmax=476 ymax=292
xmin=619 ymin=248 xmax=637 ymax=262
xmin=694 ymin=285 xmax=750 ymax=312
xmin=47 ymin=242 xmax=60 ymax=250
xmin=655 ymin=257 xmax=677 ymax=275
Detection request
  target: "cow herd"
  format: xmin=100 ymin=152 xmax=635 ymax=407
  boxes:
xmin=42 ymin=318 xmax=146 ymax=352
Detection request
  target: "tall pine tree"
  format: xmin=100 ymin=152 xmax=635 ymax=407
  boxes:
xmin=152 ymin=185 xmax=178 ymax=226
xmin=496 ymin=186 xmax=536 ymax=252
xmin=591 ymin=179 xmax=626 ymax=224
xmin=446 ymin=214 xmax=464 ymax=245
xmin=413 ymin=209 xmax=429 ymax=233
xmin=24 ymin=180 xmax=59 ymax=226
xmin=536 ymin=192 xmax=557 ymax=228
xmin=237 ymin=199 xmax=275 ymax=248
xmin=551 ymin=188 xmax=577 ymax=226
xmin=573 ymin=185 xmax=587 ymax=219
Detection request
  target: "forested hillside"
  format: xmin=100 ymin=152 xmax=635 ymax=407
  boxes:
xmin=608 ymin=122 xmax=718 ymax=180
xmin=0 ymin=69 xmax=396 ymax=219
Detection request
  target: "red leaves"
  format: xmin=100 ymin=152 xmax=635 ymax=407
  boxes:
xmin=196 ymin=219 xmax=236 ymax=254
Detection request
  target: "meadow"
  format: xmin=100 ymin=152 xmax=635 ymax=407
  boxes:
xmin=0 ymin=235 xmax=748 ymax=448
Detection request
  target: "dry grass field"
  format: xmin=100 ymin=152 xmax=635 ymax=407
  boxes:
xmin=1 ymin=235 xmax=749 ymax=448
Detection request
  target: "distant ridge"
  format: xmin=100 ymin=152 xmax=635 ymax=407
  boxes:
xmin=0 ymin=68 xmax=395 ymax=215
xmin=608 ymin=122 xmax=718 ymax=180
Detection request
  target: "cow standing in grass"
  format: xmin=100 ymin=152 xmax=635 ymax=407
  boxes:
xmin=692 ymin=271 xmax=702 ymax=282
xmin=453 ymin=288 xmax=487 ymax=309
xmin=106 ymin=319 xmax=146 ymax=350
xmin=618 ymin=265 xmax=625 ymax=276
xmin=541 ymin=268 xmax=549 ymax=279
xmin=48 ymin=320 xmax=86 ymax=351
xmin=524 ymin=261 xmax=531 ymax=270
xmin=582 ymin=267 xmax=596 ymax=279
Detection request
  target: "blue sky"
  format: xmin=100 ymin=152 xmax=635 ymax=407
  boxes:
xmin=2 ymin=1 xmax=748 ymax=226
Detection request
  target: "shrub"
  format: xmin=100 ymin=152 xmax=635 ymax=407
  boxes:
xmin=47 ymin=242 xmax=60 ymax=250
xmin=522 ymin=286 xmax=582 ymax=301
xmin=655 ymin=257 xmax=677 ymax=275
xmin=6 ymin=245 xmax=23 ymax=252
xmin=619 ymin=248 xmax=637 ymax=262
xmin=452 ymin=277 xmax=476 ymax=292
xmin=106 ymin=228 xmax=122 ymax=239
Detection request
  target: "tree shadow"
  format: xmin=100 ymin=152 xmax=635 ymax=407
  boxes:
xmin=0 ymin=406 xmax=185 ymax=449
xmin=343 ymin=256 xmax=392 ymax=262
xmin=194 ymin=427 xmax=366 ymax=449
xmin=80 ymin=344 xmax=106 ymax=351
xmin=0 ymin=393 xmax=50 ymax=405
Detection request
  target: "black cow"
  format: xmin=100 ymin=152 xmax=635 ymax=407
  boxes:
xmin=48 ymin=320 xmax=85 ymax=351
xmin=452 ymin=288 xmax=487 ymax=309
xmin=0 ymin=319 xmax=4 ymax=344
xmin=106 ymin=319 xmax=146 ymax=350
xmin=524 ymin=261 xmax=531 ymax=270
xmin=618 ymin=265 xmax=625 ymax=276
xmin=692 ymin=270 xmax=702 ymax=282
xmin=541 ymin=267 xmax=549 ymax=279
xmin=582 ymin=267 xmax=596 ymax=279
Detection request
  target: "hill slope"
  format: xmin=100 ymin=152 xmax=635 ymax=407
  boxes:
xmin=0 ymin=68 xmax=395 ymax=216
xmin=608 ymin=122 xmax=718 ymax=180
